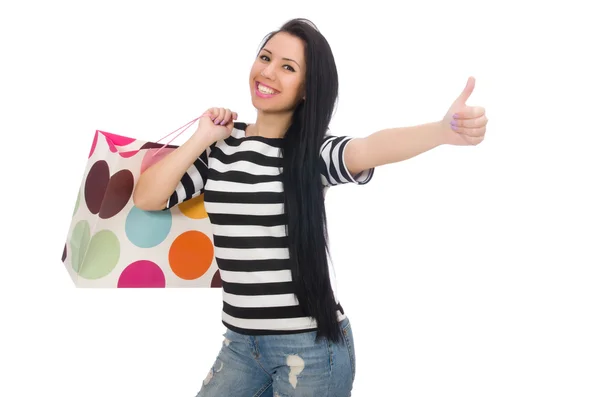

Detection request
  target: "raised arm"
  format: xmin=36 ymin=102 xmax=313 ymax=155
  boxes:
xmin=133 ymin=108 xmax=238 ymax=211
xmin=133 ymin=132 xmax=214 ymax=211
xmin=343 ymin=77 xmax=488 ymax=175
xmin=343 ymin=121 xmax=446 ymax=175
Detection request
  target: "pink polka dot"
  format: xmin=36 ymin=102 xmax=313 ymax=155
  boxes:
xmin=106 ymin=136 xmax=118 ymax=153
xmin=103 ymin=131 xmax=136 ymax=146
xmin=88 ymin=131 xmax=99 ymax=158
xmin=141 ymin=147 xmax=176 ymax=174
xmin=96 ymin=131 xmax=141 ymax=158
xmin=118 ymin=260 xmax=166 ymax=288
xmin=119 ymin=150 xmax=139 ymax=158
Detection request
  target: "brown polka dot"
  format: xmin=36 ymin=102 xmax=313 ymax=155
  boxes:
xmin=84 ymin=160 xmax=110 ymax=215
xmin=99 ymin=169 xmax=134 ymax=219
xmin=211 ymin=270 xmax=222 ymax=288
xmin=139 ymin=142 xmax=179 ymax=150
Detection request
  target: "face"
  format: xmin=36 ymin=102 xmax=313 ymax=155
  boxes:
xmin=249 ymin=32 xmax=306 ymax=113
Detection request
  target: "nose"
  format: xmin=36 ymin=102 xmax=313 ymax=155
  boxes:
xmin=260 ymin=64 xmax=276 ymax=80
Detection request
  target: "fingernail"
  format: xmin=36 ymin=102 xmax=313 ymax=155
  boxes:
xmin=451 ymin=125 xmax=458 ymax=131
xmin=214 ymin=119 xmax=220 ymax=124
xmin=451 ymin=120 xmax=457 ymax=126
xmin=453 ymin=113 xmax=459 ymax=119
xmin=220 ymin=120 xmax=226 ymax=125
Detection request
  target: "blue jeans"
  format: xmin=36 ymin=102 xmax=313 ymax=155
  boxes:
xmin=196 ymin=317 xmax=356 ymax=396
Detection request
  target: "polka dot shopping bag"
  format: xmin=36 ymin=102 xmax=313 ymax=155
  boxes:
xmin=61 ymin=117 xmax=222 ymax=288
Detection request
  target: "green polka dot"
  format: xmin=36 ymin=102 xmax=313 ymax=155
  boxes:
xmin=78 ymin=230 xmax=120 ymax=280
xmin=73 ymin=191 xmax=81 ymax=217
xmin=70 ymin=220 xmax=90 ymax=273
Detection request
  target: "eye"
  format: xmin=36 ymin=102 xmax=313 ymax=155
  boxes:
xmin=259 ymin=54 xmax=296 ymax=72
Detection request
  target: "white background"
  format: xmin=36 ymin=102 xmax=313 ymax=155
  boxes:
xmin=1 ymin=0 xmax=599 ymax=396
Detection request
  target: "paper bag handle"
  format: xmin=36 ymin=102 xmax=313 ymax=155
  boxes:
xmin=151 ymin=116 xmax=201 ymax=157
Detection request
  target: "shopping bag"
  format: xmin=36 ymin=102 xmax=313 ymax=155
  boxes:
xmin=61 ymin=117 xmax=222 ymax=288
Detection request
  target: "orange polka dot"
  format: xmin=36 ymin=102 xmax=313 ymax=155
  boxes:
xmin=168 ymin=231 xmax=214 ymax=280
xmin=178 ymin=194 xmax=208 ymax=219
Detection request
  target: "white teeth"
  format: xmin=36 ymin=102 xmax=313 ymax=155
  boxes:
xmin=258 ymin=83 xmax=276 ymax=95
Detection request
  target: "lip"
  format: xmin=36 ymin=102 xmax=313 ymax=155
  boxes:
xmin=254 ymin=81 xmax=279 ymax=98
xmin=256 ymin=81 xmax=279 ymax=94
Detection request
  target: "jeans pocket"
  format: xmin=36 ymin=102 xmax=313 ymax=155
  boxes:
xmin=342 ymin=320 xmax=356 ymax=382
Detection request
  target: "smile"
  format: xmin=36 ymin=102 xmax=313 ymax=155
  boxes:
xmin=255 ymin=81 xmax=279 ymax=97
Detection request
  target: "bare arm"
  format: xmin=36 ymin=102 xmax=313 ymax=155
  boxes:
xmin=343 ymin=121 xmax=445 ymax=175
xmin=133 ymin=132 xmax=213 ymax=211
xmin=344 ymin=77 xmax=489 ymax=175
xmin=133 ymin=107 xmax=238 ymax=211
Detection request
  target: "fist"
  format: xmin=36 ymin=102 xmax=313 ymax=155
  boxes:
xmin=197 ymin=107 xmax=238 ymax=143
xmin=444 ymin=106 xmax=488 ymax=146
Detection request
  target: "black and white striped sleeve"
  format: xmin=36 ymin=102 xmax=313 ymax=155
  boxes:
xmin=165 ymin=148 xmax=210 ymax=209
xmin=319 ymin=135 xmax=374 ymax=187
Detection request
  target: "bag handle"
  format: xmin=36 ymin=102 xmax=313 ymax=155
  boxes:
xmin=151 ymin=116 xmax=200 ymax=157
xmin=115 ymin=113 xmax=212 ymax=157
xmin=152 ymin=111 xmax=215 ymax=156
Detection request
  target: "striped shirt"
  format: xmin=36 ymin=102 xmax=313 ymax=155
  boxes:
xmin=166 ymin=122 xmax=374 ymax=335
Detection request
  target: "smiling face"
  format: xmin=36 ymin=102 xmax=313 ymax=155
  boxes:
xmin=249 ymin=32 xmax=306 ymax=113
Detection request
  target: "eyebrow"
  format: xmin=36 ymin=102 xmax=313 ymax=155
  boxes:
xmin=262 ymin=48 xmax=300 ymax=68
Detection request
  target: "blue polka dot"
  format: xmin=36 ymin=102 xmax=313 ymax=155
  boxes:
xmin=125 ymin=206 xmax=172 ymax=248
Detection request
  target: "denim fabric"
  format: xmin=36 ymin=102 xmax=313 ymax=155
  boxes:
xmin=196 ymin=317 xmax=356 ymax=397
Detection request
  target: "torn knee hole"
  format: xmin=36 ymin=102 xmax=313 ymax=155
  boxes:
xmin=286 ymin=354 xmax=305 ymax=389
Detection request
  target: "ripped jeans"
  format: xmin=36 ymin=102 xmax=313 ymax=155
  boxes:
xmin=196 ymin=317 xmax=356 ymax=397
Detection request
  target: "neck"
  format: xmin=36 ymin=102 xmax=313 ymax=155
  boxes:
xmin=249 ymin=111 xmax=294 ymax=138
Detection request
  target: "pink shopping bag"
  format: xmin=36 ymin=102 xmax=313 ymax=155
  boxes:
xmin=61 ymin=117 xmax=222 ymax=288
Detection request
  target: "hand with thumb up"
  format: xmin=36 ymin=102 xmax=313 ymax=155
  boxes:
xmin=441 ymin=76 xmax=488 ymax=146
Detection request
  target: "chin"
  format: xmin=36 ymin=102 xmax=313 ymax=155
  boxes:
xmin=250 ymin=97 xmax=270 ymax=112
xmin=251 ymin=97 xmax=284 ymax=113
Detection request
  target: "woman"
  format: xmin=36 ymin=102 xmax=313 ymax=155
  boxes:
xmin=133 ymin=17 xmax=487 ymax=397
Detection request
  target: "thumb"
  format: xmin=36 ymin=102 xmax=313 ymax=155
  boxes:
xmin=455 ymin=76 xmax=475 ymax=105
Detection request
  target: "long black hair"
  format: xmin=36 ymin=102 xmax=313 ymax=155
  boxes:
xmin=258 ymin=18 xmax=342 ymax=342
